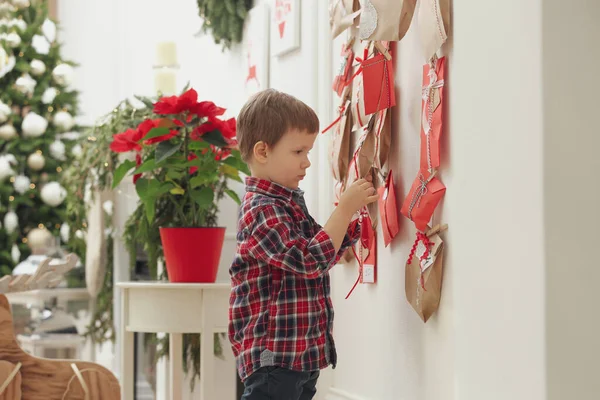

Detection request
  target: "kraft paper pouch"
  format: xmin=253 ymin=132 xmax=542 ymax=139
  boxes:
xmin=400 ymin=170 xmax=446 ymax=232
xmin=420 ymin=56 xmax=446 ymax=173
xmin=359 ymin=0 xmax=417 ymax=41
xmin=418 ymin=0 xmax=450 ymax=61
xmin=330 ymin=100 xmax=353 ymax=184
xmin=330 ymin=0 xmax=361 ymax=39
xmin=405 ymin=227 xmax=444 ymax=322
xmin=373 ymin=108 xmax=391 ymax=170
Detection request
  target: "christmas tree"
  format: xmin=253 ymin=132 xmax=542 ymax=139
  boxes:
xmin=0 ymin=0 xmax=81 ymax=275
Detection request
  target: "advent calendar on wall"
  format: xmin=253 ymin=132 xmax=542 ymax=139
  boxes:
xmin=271 ymin=0 xmax=300 ymax=56
xmin=244 ymin=3 xmax=270 ymax=96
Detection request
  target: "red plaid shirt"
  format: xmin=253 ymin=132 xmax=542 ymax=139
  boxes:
xmin=228 ymin=177 xmax=360 ymax=381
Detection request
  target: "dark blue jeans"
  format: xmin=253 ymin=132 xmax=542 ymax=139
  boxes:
xmin=241 ymin=366 xmax=320 ymax=400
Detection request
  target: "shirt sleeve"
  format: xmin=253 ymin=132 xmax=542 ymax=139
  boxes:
xmin=332 ymin=219 xmax=361 ymax=264
xmin=247 ymin=204 xmax=337 ymax=279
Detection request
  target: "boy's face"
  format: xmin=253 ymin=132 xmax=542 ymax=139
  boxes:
xmin=253 ymin=129 xmax=317 ymax=190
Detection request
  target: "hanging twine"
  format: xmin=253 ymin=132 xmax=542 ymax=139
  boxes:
xmin=407 ymin=170 xmax=437 ymax=221
xmin=421 ymin=55 xmax=445 ymax=172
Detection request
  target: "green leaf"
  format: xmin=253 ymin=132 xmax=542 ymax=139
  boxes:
xmin=135 ymin=178 xmax=162 ymax=199
xmin=112 ymin=159 xmax=137 ymax=188
xmin=189 ymin=141 xmax=211 ymax=151
xmin=201 ymin=129 xmax=228 ymax=147
xmin=142 ymin=127 xmax=170 ymax=141
xmin=143 ymin=199 xmax=156 ymax=223
xmin=166 ymin=168 xmax=185 ymax=180
xmin=225 ymin=189 xmax=241 ymax=205
xmin=155 ymin=141 xmax=180 ymax=163
xmin=190 ymin=172 xmax=219 ymax=188
xmin=170 ymin=187 xmax=185 ymax=195
xmin=190 ymin=187 xmax=214 ymax=208
xmin=134 ymin=159 xmax=157 ymax=174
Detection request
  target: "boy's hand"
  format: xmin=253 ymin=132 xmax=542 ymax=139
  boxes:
xmin=338 ymin=175 xmax=379 ymax=217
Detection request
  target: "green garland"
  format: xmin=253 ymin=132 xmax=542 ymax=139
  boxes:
xmin=196 ymin=0 xmax=253 ymax=50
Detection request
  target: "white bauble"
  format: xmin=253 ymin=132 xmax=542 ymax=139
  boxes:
xmin=22 ymin=112 xmax=47 ymax=137
xmin=15 ymin=73 xmax=36 ymax=95
xmin=0 ymin=155 xmax=16 ymax=181
xmin=31 ymin=34 xmax=50 ymax=55
xmin=52 ymin=64 xmax=74 ymax=86
xmin=71 ymin=144 xmax=82 ymax=157
xmin=11 ymin=244 xmax=20 ymax=263
xmin=0 ymin=47 xmax=15 ymax=78
xmin=102 ymin=200 xmax=113 ymax=216
xmin=9 ymin=18 xmax=27 ymax=32
xmin=0 ymin=101 xmax=11 ymax=123
xmin=74 ymin=229 xmax=84 ymax=239
xmin=13 ymin=175 xmax=30 ymax=194
xmin=41 ymin=19 xmax=56 ymax=42
xmin=5 ymin=32 xmax=20 ymax=48
xmin=3 ymin=211 xmax=18 ymax=234
xmin=0 ymin=123 xmax=16 ymax=140
xmin=29 ymin=59 xmax=45 ymax=76
xmin=49 ymin=140 xmax=65 ymax=160
xmin=53 ymin=111 xmax=74 ymax=131
xmin=41 ymin=87 xmax=57 ymax=104
xmin=27 ymin=152 xmax=45 ymax=170
xmin=11 ymin=0 xmax=30 ymax=9
xmin=0 ymin=3 xmax=15 ymax=15
xmin=59 ymin=131 xmax=80 ymax=140
xmin=60 ymin=223 xmax=70 ymax=242
xmin=40 ymin=181 xmax=66 ymax=207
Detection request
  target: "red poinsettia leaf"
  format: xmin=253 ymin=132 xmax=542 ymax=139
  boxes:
xmin=153 ymin=95 xmax=178 ymax=115
xmin=192 ymin=101 xmax=226 ymax=118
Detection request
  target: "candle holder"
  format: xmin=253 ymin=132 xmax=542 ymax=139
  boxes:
xmin=154 ymin=41 xmax=180 ymax=96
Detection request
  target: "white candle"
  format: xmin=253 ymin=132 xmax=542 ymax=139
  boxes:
xmin=154 ymin=69 xmax=177 ymax=95
xmin=156 ymin=41 xmax=177 ymax=66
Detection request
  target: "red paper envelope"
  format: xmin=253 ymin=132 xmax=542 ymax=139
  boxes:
xmin=400 ymin=171 xmax=446 ymax=232
xmin=420 ymin=56 xmax=446 ymax=172
xmin=378 ymin=171 xmax=400 ymax=247
xmin=362 ymin=53 xmax=396 ymax=115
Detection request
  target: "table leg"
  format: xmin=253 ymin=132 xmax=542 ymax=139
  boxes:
xmin=120 ymin=291 xmax=134 ymax=400
xmin=170 ymin=333 xmax=183 ymax=400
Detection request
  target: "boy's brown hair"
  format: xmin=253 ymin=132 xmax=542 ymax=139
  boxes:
xmin=236 ymin=89 xmax=320 ymax=162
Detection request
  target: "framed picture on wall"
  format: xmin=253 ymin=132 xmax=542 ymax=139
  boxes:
xmin=244 ymin=3 xmax=270 ymax=97
xmin=271 ymin=0 xmax=300 ymax=56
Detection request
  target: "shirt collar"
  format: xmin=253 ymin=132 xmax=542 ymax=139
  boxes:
xmin=245 ymin=177 xmax=304 ymax=201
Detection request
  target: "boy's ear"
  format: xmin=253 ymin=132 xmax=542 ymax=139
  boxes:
xmin=253 ymin=141 xmax=268 ymax=164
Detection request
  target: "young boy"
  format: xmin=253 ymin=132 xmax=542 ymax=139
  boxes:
xmin=229 ymin=89 xmax=378 ymax=400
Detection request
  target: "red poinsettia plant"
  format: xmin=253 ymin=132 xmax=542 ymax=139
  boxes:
xmin=110 ymin=88 xmax=249 ymax=226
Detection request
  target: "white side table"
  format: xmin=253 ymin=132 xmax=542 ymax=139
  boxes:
xmin=116 ymin=282 xmax=230 ymax=400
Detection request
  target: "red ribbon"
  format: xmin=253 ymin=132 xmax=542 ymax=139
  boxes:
xmin=407 ymin=232 xmax=434 ymax=290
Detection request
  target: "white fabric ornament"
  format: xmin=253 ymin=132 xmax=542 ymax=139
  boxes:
xmin=75 ymin=229 xmax=84 ymax=239
xmin=22 ymin=112 xmax=47 ymax=137
xmin=71 ymin=144 xmax=82 ymax=157
xmin=30 ymin=59 xmax=45 ymax=76
xmin=0 ymin=123 xmax=16 ymax=140
xmin=11 ymin=0 xmax=30 ymax=9
xmin=41 ymin=19 xmax=56 ymax=42
xmin=60 ymin=223 xmax=70 ymax=242
xmin=11 ymin=244 xmax=20 ymax=263
xmin=41 ymin=87 xmax=57 ymax=104
xmin=0 ymin=101 xmax=11 ymax=123
xmin=49 ymin=140 xmax=65 ymax=160
xmin=40 ymin=181 xmax=66 ymax=207
xmin=58 ymin=131 xmax=80 ymax=140
xmin=0 ymin=3 xmax=15 ymax=14
xmin=0 ymin=47 xmax=15 ymax=78
xmin=15 ymin=73 xmax=36 ymax=95
xmin=5 ymin=32 xmax=21 ymax=48
xmin=53 ymin=111 xmax=74 ymax=131
xmin=0 ymin=154 xmax=16 ymax=181
xmin=9 ymin=18 xmax=27 ymax=32
xmin=52 ymin=64 xmax=74 ymax=86
xmin=13 ymin=175 xmax=30 ymax=194
xmin=27 ymin=152 xmax=45 ymax=170
xmin=4 ymin=211 xmax=18 ymax=234
xmin=32 ymin=34 xmax=50 ymax=55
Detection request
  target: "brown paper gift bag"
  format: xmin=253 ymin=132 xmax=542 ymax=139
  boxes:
xmin=330 ymin=0 xmax=361 ymax=39
xmin=418 ymin=0 xmax=450 ymax=61
xmin=405 ymin=225 xmax=446 ymax=322
xmin=358 ymin=0 xmax=417 ymax=41
xmin=330 ymin=99 xmax=353 ymax=184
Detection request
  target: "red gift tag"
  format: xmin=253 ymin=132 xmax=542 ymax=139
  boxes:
xmin=400 ymin=170 xmax=446 ymax=232
xmin=361 ymin=53 xmax=396 ymax=115
xmin=377 ymin=171 xmax=400 ymax=247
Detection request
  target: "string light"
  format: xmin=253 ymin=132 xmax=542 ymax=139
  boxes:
xmin=9 ymin=177 xmax=15 ymax=183
xmin=35 ymin=150 xmax=42 ymax=155
xmin=22 ymin=238 xmax=27 ymax=244
xmin=29 ymin=183 xmax=35 ymax=189
xmin=48 ymin=106 xmax=54 ymax=112
xmin=56 ymin=167 xmax=62 ymax=172
xmin=9 ymin=196 xmax=14 ymax=201
xmin=38 ymin=224 xmax=44 ymax=229
xmin=18 ymin=52 xmax=23 ymax=57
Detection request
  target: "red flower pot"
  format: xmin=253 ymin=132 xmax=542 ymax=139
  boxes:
xmin=159 ymin=227 xmax=226 ymax=283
